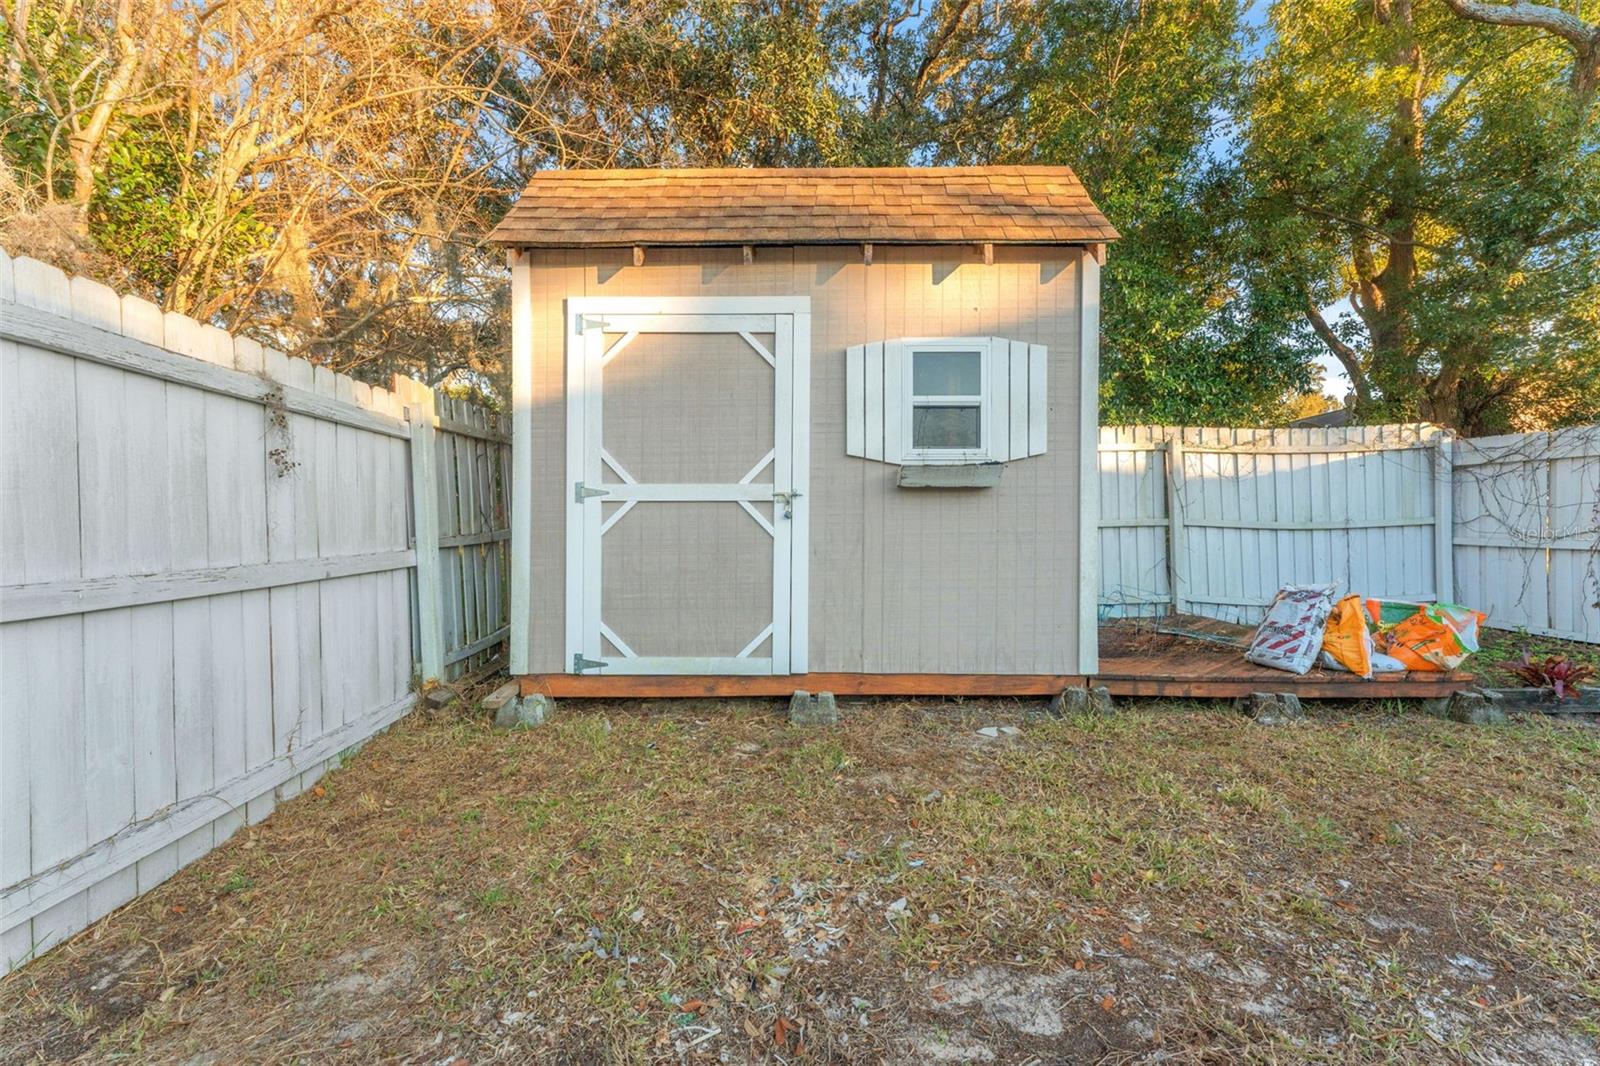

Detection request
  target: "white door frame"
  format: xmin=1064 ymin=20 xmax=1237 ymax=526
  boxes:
xmin=564 ymin=296 xmax=811 ymax=675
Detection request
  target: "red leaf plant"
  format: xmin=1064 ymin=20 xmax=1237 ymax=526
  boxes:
xmin=1504 ymin=651 xmax=1596 ymax=700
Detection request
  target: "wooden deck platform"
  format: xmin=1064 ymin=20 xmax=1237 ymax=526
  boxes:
xmin=514 ymin=618 xmax=1477 ymax=701
xmin=1093 ymin=617 xmax=1475 ymax=699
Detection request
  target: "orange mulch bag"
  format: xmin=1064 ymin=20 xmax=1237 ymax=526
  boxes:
xmin=1321 ymin=595 xmax=1374 ymax=679
xmin=1379 ymin=603 xmax=1487 ymax=672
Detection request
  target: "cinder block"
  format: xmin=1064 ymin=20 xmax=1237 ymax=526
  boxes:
xmin=789 ymin=690 xmax=838 ymax=727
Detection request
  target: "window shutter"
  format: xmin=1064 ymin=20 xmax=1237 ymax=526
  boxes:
xmin=864 ymin=340 xmax=884 ymax=461
xmin=844 ymin=336 xmax=1046 ymax=464
xmin=988 ymin=338 xmax=1010 ymax=461
xmin=882 ymin=339 xmax=904 ymax=462
xmin=1027 ymin=343 xmax=1047 ymax=456
xmin=846 ymin=343 xmax=865 ymax=458
xmin=1008 ymin=339 xmax=1029 ymax=460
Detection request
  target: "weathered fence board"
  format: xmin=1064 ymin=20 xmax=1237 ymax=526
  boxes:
xmin=1454 ymin=426 xmax=1600 ymax=642
xmin=1099 ymin=423 xmax=1598 ymax=643
xmin=1098 ymin=425 xmax=1449 ymax=625
xmin=0 ymin=252 xmax=503 ymax=975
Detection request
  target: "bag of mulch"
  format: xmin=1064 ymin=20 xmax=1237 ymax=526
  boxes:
xmin=1245 ymin=583 xmax=1338 ymax=675
xmin=1380 ymin=603 xmax=1487 ymax=672
xmin=1320 ymin=595 xmax=1374 ymax=679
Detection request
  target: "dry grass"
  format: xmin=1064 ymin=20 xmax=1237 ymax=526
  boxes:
xmin=3 ymin=695 xmax=1598 ymax=1063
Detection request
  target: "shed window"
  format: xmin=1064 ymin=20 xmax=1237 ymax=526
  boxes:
xmin=910 ymin=348 xmax=984 ymax=453
xmin=846 ymin=336 xmax=1049 ymax=465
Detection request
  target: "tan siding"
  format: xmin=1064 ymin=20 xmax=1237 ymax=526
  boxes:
xmin=521 ymin=244 xmax=1089 ymax=674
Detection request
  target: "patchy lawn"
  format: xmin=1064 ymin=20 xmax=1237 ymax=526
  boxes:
xmin=1477 ymin=626 xmax=1600 ymax=685
xmin=3 ymin=695 xmax=1599 ymax=1064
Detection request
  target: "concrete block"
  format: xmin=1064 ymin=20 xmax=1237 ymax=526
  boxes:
xmin=1445 ymin=688 xmax=1508 ymax=727
xmin=1235 ymin=691 xmax=1304 ymax=725
xmin=1047 ymin=686 xmax=1115 ymax=719
xmin=789 ymin=690 xmax=838 ymax=727
xmin=495 ymin=693 xmax=554 ymax=730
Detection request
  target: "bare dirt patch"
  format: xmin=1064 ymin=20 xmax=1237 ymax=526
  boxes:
xmin=2 ymin=697 xmax=1598 ymax=1063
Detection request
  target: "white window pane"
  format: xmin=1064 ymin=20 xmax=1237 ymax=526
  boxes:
xmin=912 ymin=405 xmax=980 ymax=449
xmin=913 ymin=350 xmax=982 ymax=396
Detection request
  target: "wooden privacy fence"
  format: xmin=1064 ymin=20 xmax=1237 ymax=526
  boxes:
xmin=1098 ymin=423 xmax=1599 ymax=643
xmin=1453 ymin=426 xmax=1600 ymax=643
xmin=0 ymin=251 xmax=507 ymax=975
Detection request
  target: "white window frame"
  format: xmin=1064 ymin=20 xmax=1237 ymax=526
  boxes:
xmin=900 ymin=338 xmax=994 ymax=464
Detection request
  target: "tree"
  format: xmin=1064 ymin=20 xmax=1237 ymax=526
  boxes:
xmin=1023 ymin=0 xmax=1321 ymax=424
xmin=1242 ymin=0 xmax=1600 ymax=433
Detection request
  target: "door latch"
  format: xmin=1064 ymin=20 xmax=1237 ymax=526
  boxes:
xmin=572 ymin=653 xmax=609 ymax=673
xmin=773 ymin=490 xmax=804 ymax=519
xmin=574 ymin=481 xmax=609 ymax=503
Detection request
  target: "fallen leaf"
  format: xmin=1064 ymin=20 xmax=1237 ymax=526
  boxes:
xmin=930 ymin=985 xmax=949 ymax=1003
xmin=1491 ymin=862 xmax=1505 ymax=872
xmin=1100 ymin=994 xmax=1116 ymax=1012
xmin=743 ymin=1018 xmax=762 ymax=1040
xmin=170 ymin=904 xmax=186 ymax=915
xmin=311 ymin=785 xmax=326 ymax=798
xmin=774 ymin=1016 xmax=790 ymax=1046
xmin=682 ymin=999 xmax=708 ymax=1013
xmin=1334 ymin=900 xmax=1358 ymax=912
xmin=1074 ymin=959 xmax=1086 ymax=971
xmin=1118 ymin=933 xmax=1134 ymax=951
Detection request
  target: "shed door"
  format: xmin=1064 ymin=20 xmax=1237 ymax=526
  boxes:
xmin=565 ymin=299 xmax=810 ymax=675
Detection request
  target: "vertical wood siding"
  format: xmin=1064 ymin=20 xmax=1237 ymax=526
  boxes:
xmin=1453 ymin=426 xmax=1600 ymax=642
xmin=1097 ymin=424 xmax=1599 ymax=645
xmin=1097 ymin=425 xmax=1449 ymax=625
xmin=521 ymin=245 xmax=1088 ymax=674
xmin=0 ymin=252 xmax=499 ymax=974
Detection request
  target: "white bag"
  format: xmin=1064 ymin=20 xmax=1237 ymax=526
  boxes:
xmin=1245 ymin=583 xmax=1338 ymax=675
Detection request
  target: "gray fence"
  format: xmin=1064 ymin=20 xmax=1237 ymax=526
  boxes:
xmin=1098 ymin=423 xmax=1599 ymax=643
xmin=0 ymin=251 xmax=505 ymax=974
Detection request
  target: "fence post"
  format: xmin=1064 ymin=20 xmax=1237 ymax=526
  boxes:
xmin=1164 ymin=436 xmax=1188 ymax=615
xmin=1433 ymin=430 xmax=1454 ymax=604
xmin=405 ymin=377 xmax=445 ymax=683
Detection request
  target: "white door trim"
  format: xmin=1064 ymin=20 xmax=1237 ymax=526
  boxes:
xmin=564 ymin=297 xmax=810 ymax=675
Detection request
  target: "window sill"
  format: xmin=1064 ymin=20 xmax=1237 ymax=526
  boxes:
xmin=896 ymin=462 xmax=1005 ymax=489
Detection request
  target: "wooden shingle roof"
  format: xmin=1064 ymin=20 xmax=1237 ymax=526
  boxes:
xmin=488 ymin=166 xmax=1118 ymax=248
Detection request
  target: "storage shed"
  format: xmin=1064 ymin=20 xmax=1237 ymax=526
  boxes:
xmin=489 ymin=166 xmax=1118 ymax=696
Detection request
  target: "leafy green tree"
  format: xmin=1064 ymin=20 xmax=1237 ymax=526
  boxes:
xmin=1242 ymin=0 xmax=1600 ymax=433
xmin=1024 ymin=0 xmax=1320 ymax=424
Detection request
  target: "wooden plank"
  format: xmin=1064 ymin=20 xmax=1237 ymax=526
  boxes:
xmin=3 ymin=691 xmax=415 ymax=928
xmin=1095 ymin=676 xmax=1471 ymax=699
xmin=845 ymin=343 xmax=865 ymax=456
xmin=864 ymin=340 xmax=884 ymax=461
xmin=0 ymin=300 xmax=410 ymax=439
xmin=790 ymin=309 xmax=811 ymax=674
xmin=1432 ymin=435 xmax=1454 ymax=604
xmin=1 ymin=550 xmax=417 ymax=622
xmin=1164 ymin=439 xmax=1186 ymax=614
xmin=444 ymin=626 xmax=510 ymax=666
xmin=1027 ymin=342 xmax=1048 ymax=457
xmin=1008 ymin=338 xmax=1028 ymax=460
xmin=1076 ymin=253 xmax=1101 ymax=672
xmin=434 ymin=411 xmax=508 ymax=443
xmin=409 ymin=384 xmax=445 ymax=682
xmin=519 ymin=672 xmax=1089 ymax=698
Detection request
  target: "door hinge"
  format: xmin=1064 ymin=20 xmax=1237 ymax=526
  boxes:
xmin=572 ymin=653 xmax=609 ymax=674
xmin=574 ymin=481 xmax=609 ymax=503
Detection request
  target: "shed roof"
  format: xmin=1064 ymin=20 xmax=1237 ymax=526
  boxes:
xmin=488 ymin=166 xmax=1118 ymax=248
